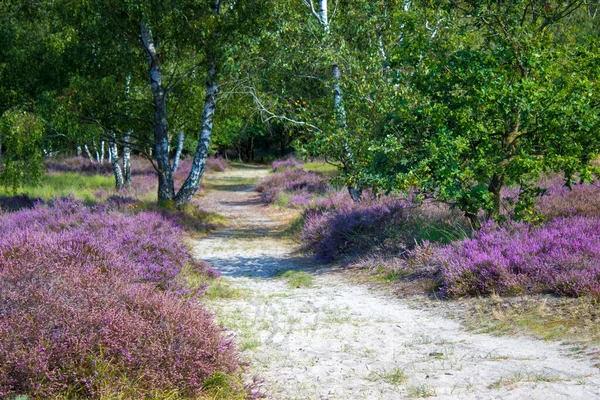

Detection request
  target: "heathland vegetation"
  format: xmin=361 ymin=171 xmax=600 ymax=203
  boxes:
xmin=1 ymin=0 xmax=600 ymax=398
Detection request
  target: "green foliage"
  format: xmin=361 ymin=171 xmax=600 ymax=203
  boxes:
xmin=356 ymin=1 xmax=600 ymax=223
xmin=0 ymin=172 xmax=114 ymax=203
xmin=275 ymin=270 xmax=315 ymax=288
xmin=0 ymin=110 xmax=45 ymax=192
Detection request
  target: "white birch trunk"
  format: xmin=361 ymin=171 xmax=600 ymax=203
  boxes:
xmin=100 ymin=141 xmax=105 ymax=164
xmin=140 ymin=22 xmax=175 ymax=202
xmin=93 ymin=141 xmax=100 ymax=163
xmin=175 ymin=61 xmax=218 ymax=205
xmin=84 ymin=144 xmax=95 ymax=163
xmin=172 ymin=131 xmax=184 ymax=173
xmin=109 ymin=133 xmax=124 ymax=191
xmin=304 ymin=0 xmax=359 ymax=201
xmin=174 ymin=1 xmax=222 ymax=205
xmin=123 ymin=130 xmax=132 ymax=186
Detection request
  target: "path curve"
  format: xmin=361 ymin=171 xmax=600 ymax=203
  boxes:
xmin=191 ymin=165 xmax=600 ymax=400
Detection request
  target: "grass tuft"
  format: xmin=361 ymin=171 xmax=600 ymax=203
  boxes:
xmin=275 ymin=270 xmax=315 ymax=288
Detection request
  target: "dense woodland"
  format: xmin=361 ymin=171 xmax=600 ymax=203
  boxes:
xmin=2 ymin=0 xmax=598 ymax=218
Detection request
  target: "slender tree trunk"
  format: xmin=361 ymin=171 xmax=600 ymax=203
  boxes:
xmin=109 ymin=133 xmax=124 ymax=191
xmin=100 ymin=141 xmax=105 ymax=164
xmin=93 ymin=140 xmax=100 ymax=163
xmin=175 ymin=60 xmax=218 ymax=205
xmin=173 ymin=0 xmax=222 ymax=206
xmin=172 ymin=130 xmax=184 ymax=173
xmin=140 ymin=22 xmax=175 ymax=202
xmin=84 ymin=144 xmax=95 ymax=163
xmin=310 ymin=0 xmax=360 ymax=202
xmin=76 ymin=145 xmax=82 ymax=157
xmin=123 ymin=130 xmax=132 ymax=186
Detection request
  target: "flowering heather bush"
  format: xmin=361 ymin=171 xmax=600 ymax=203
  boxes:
xmin=0 ymin=200 xmax=237 ymax=398
xmin=536 ymin=178 xmax=600 ymax=219
xmin=256 ymin=169 xmax=329 ymax=204
xmin=206 ymin=155 xmax=230 ymax=172
xmin=438 ymin=218 xmax=600 ymax=298
xmin=0 ymin=194 xmax=41 ymax=211
xmin=46 ymin=156 xmax=113 ymax=175
xmin=301 ymin=196 xmax=414 ymax=262
xmin=0 ymin=198 xmax=202 ymax=289
xmin=271 ymin=156 xmax=303 ymax=172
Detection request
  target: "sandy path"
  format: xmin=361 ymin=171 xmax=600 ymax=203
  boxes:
xmin=191 ymin=165 xmax=600 ymax=400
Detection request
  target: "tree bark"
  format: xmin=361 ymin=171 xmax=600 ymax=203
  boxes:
xmin=100 ymin=141 xmax=105 ymax=164
xmin=487 ymin=173 xmax=505 ymax=220
xmin=109 ymin=133 xmax=124 ymax=191
xmin=140 ymin=22 xmax=175 ymax=203
xmin=123 ymin=130 xmax=132 ymax=186
xmin=175 ymin=60 xmax=218 ymax=205
xmin=308 ymin=0 xmax=360 ymax=202
xmin=93 ymin=140 xmax=100 ymax=163
xmin=173 ymin=1 xmax=222 ymax=206
xmin=172 ymin=130 xmax=184 ymax=173
xmin=84 ymin=144 xmax=95 ymax=163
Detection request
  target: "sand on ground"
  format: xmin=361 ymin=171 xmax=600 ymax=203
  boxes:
xmin=191 ymin=165 xmax=600 ymax=400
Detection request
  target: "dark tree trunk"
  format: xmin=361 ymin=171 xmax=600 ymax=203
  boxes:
xmin=140 ymin=22 xmax=175 ymax=203
xmin=487 ymin=173 xmax=505 ymax=220
xmin=465 ymin=211 xmax=481 ymax=230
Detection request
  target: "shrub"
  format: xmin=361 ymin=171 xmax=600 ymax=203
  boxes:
xmin=0 ymin=194 xmax=41 ymax=211
xmin=536 ymin=178 xmax=600 ymax=219
xmin=0 ymin=198 xmax=202 ymax=289
xmin=0 ymin=200 xmax=237 ymax=398
xmin=301 ymin=196 xmax=413 ymax=262
xmin=271 ymin=157 xmax=303 ymax=172
xmin=46 ymin=156 xmax=114 ymax=175
xmin=206 ymin=156 xmax=229 ymax=172
xmin=438 ymin=218 xmax=600 ymax=297
xmin=256 ymin=169 xmax=328 ymax=204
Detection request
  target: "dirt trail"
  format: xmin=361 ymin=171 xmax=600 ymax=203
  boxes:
xmin=191 ymin=165 xmax=600 ymax=400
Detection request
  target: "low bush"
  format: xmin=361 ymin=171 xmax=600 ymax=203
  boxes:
xmin=300 ymin=191 xmax=469 ymax=263
xmin=256 ymin=168 xmax=329 ymax=205
xmin=46 ymin=156 xmax=113 ymax=175
xmin=206 ymin=155 xmax=230 ymax=172
xmin=536 ymin=178 xmax=600 ymax=219
xmin=437 ymin=217 xmax=600 ymax=297
xmin=301 ymin=196 xmax=413 ymax=262
xmin=271 ymin=157 xmax=303 ymax=172
xmin=0 ymin=194 xmax=41 ymax=211
xmin=0 ymin=199 xmax=239 ymax=398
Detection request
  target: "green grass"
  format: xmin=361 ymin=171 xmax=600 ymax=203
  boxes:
xmin=1 ymin=172 xmax=114 ymax=203
xmin=181 ymin=266 xmax=247 ymax=300
xmin=371 ymin=368 xmax=407 ymax=386
xmin=275 ymin=270 xmax=315 ymax=288
xmin=407 ymin=384 xmax=436 ymax=398
xmin=303 ymin=161 xmax=339 ymax=176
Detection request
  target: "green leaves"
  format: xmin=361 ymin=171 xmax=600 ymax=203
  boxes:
xmin=0 ymin=109 xmax=45 ymax=193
